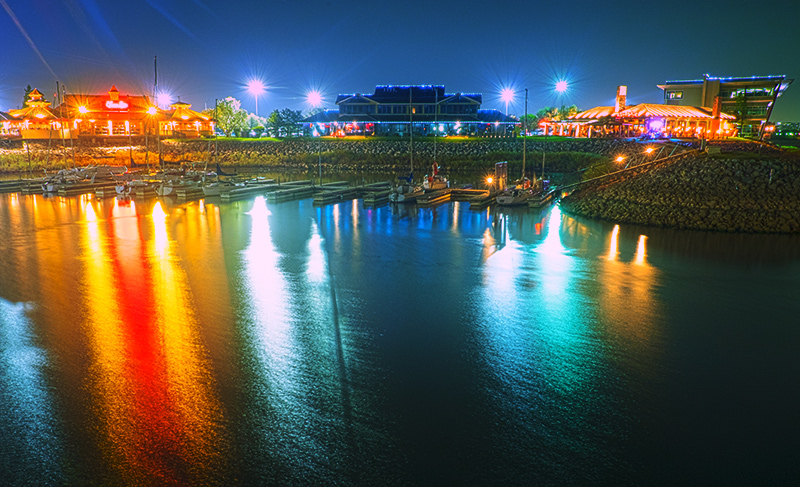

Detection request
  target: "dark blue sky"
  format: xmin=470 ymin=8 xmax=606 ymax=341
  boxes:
xmin=2 ymin=0 xmax=799 ymax=120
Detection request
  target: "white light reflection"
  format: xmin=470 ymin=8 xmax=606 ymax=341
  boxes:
xmin=152 ymin=201 xmax=169 ymax=255
xmin=307 ymin=221 xmax=326 ymax=283
xmin=635 ymin=235 xmax=648 ymax=265
xmin=608 ymin=225 xmax=620 ymax=261
xmin=243 ymin=197 xmax=293 ymax=379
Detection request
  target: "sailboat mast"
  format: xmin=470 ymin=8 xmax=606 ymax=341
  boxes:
xmin=522 ymin=88 xmax=527 ymax=183
xmin=409 ymin=87 xmax=413 ymax=177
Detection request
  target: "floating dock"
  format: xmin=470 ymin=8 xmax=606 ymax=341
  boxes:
xmin=313 ymin=187 xmax=357 ymax=204
xmin=267 ymin=185 xmax=316 ymax=203
xmin=362 ymin=189 xmax=392 ymax=206
xmin=219 ymin=183 xmax=278 ymax=202
xmin=58 ymin=181 xmax=118 ymax=197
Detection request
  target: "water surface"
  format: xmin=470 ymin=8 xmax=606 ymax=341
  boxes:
xmin=1 ymin=192 xmax=799 ymax=485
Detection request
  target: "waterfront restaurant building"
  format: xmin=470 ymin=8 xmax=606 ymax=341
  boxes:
xmin=657 ymin=74 xmax=793 ymax=136
xmin=2 ymin=85 xmax=213 ymax=140
xmin=561 ymin=86 xmax=736 ymax=139
xmin=303 ymin=85 xmax=517 ymax=137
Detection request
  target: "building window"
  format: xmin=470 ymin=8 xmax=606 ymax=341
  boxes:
xmin=667 ymin=91 xmax=683 ymax=100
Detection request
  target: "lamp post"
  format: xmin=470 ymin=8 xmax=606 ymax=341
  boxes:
xmin=247 ymin=79 xmax=266 ymax=117
xmin=501 ymin=88 xmax=514 ymax=116
xmin=306 ymin=90 xmax=324 ymax=181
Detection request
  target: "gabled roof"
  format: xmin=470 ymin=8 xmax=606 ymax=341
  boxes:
xmin=477 ymin=109 xmax=516 ymax=123
xmin=303 ymin=109 xmax=340 ymax=123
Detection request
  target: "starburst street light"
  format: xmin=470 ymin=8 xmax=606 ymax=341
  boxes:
xmin=555 ymin=80 xmax=569 ymax=93
xmin=500 ymin=87 xmax=515 ymax=115
xmin=307 ymin=90 xmax=323 ymax=108
xmin=247 ymin=79 xmax=266 ymax=116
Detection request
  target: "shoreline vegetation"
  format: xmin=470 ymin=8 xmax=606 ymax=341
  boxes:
xmin=2 ymin=137 xmax=799 ymax=233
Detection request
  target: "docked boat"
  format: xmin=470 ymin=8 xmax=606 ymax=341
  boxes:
xmin=423 ymin=163 xmax=448 ymax=190
xmin=496 ymin=188 xmax=535 ymax=206
xmin=389 ymin=181 xmax=425 ymax=203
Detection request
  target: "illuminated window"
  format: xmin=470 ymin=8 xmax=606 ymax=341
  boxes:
xmin=667 ymin=91 xmax=683 ymax=100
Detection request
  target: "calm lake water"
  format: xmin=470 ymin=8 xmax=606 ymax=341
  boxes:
xmin=1 ymin=190 xmax=799 ymax=485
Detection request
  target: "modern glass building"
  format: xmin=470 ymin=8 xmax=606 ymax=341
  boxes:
xmin=657 ymin=75 xmax=793 ymax=136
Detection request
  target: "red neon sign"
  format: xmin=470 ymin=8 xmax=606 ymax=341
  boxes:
xmin=105 ymin=100 xmax=129 ymax=110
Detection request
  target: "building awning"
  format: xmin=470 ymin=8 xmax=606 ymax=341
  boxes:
xmin=568 ymin=106 xmax=615 ymax=120
xmin=615 ymin=103 xmax=735 ymax=120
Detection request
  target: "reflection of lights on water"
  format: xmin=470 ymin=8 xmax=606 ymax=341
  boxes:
xmin=307 ymin=221 xmax=326 ymax=283
xmin=152 ymin=201 xmax=168 ymax=254
xmin=85 ymin=201 xmax=97 ymax=222
xmin=608 ymin=224 xmax=620 ymax=261
xmin=635 ymin=235 xmax=648 ymax=265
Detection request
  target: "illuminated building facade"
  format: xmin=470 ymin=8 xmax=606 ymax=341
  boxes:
xmin=657 ymin=75 xmax=793 ymax=136
xmin=304 ymin=85 xmax=516 ymax=137
xmin=4 ymin=89 xmax=61 ymax=139
xmin=562 ymin=86 xmax=736 ymax=139
xmin=2 ymin=85 xmax=213 ymax=140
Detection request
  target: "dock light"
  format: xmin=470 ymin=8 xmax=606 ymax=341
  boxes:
xmin=486 ymin=176 xmax=494 ymax=184
xmin=616 ymin=156 xmax=625 ymax=163
xmin=645 ymin=147 xmax=654 ymax=154
xmin=78 ymin=106 xmax=88 ymax=114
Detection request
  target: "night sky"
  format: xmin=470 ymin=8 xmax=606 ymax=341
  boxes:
xmin=2 ymin=0 xmax=799 ymax=120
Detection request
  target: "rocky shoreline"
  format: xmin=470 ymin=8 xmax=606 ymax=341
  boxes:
xmin=0 ymin=138 xmax=660 ymax=174
xmin=560 ymin=152 xmax=800 ymax=233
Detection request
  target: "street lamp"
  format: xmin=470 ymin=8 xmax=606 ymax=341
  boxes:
xmin=555 ymin=80 xmax=568 ymax=94
xmin=307 ymin=90 xmax=323 ymax=108
xmin=247 ymin=79 xmax=266 ymax=116
xmin=501 ymin=88 xmax=514 ymax=116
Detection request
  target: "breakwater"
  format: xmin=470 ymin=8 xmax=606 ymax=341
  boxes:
xmin=0 ymin=138 xmax=649 ymax=173
xmin=560 ymin=152 xmax=800 ymax=233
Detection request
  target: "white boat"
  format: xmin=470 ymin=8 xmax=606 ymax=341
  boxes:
xmin=389 ymin=183 xmax=425 ymax=203
xmin=422 ymin=163 xmax=448 ymax=190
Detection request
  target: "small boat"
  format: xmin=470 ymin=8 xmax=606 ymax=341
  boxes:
xmin=390 ymin=181 xmax=424 ymax=203
xmin=496 ymin=188 xmax=534 ymax=206
xmin=422 ymin=163 xmax=448 ymax=190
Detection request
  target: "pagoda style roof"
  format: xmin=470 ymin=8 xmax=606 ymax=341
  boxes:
xmin=165 ymin=101 xmax=210 ymax=122
xmin=8 ymin=88 xmax=57 ymax=120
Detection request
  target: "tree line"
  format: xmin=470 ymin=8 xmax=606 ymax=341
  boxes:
xmin=203 ymin=97 xmax=305 ymax=138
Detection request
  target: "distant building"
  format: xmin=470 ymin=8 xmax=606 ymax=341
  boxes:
xmin=657 ymin=75 xmax=793 ymax=136
xmin=774 ymin=122 xmax=800 ymax=138
xmin=564 ymin=85 xmax=736 ymax=139
xmin=2 ymin=85 xmax=213 ymax=140
xmin=304 ymin=85 xmax=516 ymax=137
